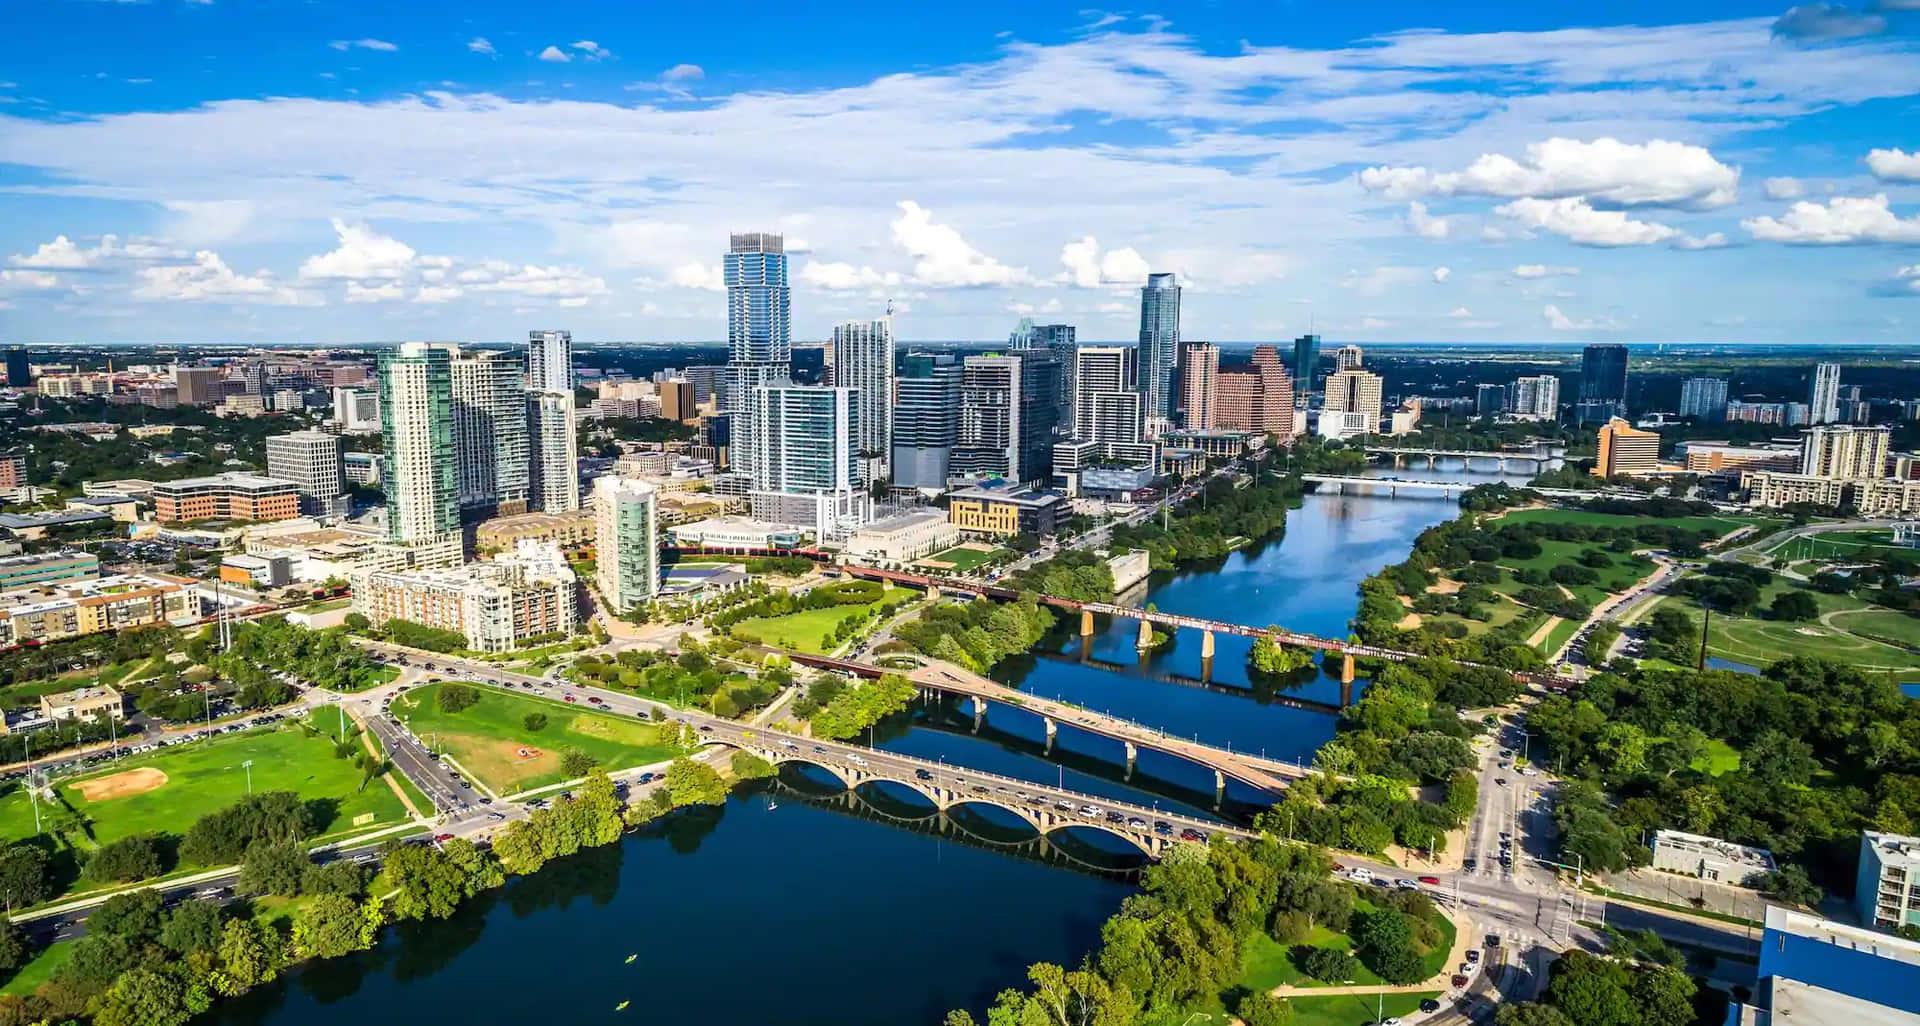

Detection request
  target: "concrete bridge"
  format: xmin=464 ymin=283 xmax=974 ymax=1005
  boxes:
xmin=1366 ymin=447 xmax=1563 ymax=473
xmin=1302 ymin=474 xmax=1468 ymax=498
xmin=715 ymin=720 xmax=1255 ymax=859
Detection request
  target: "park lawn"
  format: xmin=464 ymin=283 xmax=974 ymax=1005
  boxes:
xmin=17 ymin=726 xmax=410 ymax=849
xmin=1540 ymin=617 xmax=1582 ymax=657
xmin=1693 ymin=738 xmax=1742 ymax=776
xmin=1496 ymin=541 xmax=1655 ymax=607
xmin=392 ymin=683 xmax=679 ymax=793
xmin=1 ymin=940 xmax=72 ymax=997
xmin=1766 ymin=529 xmax=1915 ymax=563
xmin=1496 ymin=508 xmax=1757 ymax=537
xmin=1288 ymin=991 xmax=1441 ymax=1026
xmin=1653 ymin=585 xmax=1920 ymax=680
xmin=729 ymin=589 xmax=917 ymax=655
xmin=1234 ymin=898 xmax=1457 ymax=992
xmin=919 ymin=545 xmax=1004 ymax=573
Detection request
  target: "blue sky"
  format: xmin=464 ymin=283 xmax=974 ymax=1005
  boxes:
xmin=1 ymin=0 xmax=1918 ymax=344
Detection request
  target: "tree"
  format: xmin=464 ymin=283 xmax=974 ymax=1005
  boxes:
xmin=179 ymin=791 xmax=313 ymax=866
xmin=83 ymin=834 xmax=166 ymax=884
xmin=0 ymin=846 xmax=52 ymax=911
xmin=1249 ymin=636 xmax=1312 ymax=677
xmin=384 ymin=844 xmax=468 ymax=920
xmin=730 ymin=751 xmax=775 ymax=780
xmin=560 ymin=748 xmax=597 ymax=777
xmin=1759 ymin=864 xmax=1824 ymax=907
xmin=436 ymin=683 xmax=480 ymax=713
xmin=523 ymin=712 xmax=548 ymax=732
xmin=1494 ymin=1005 xmax=1577 ymax=1026
xmin=1353 ymin=908 xmax=1424 ymax=985
xmin=215 ymin=919 xmax=282 ymax=996
xmin=93 ymin=966 xmax=198 ymax=1026
xmin=1630 ymin=965 xmax=1697 ymax=1026
xmin=0 ymin=919 xmax=30 ymax=975
xmin=88 ymin=888 xmax=166 ymax=945
xmin=1769 ymin=590 xmax=1819 ymax=622
xmin=302 ymin=860 xmax=369 ymax=897
xmin=1297 ymin=945 xmax=1359 ymax=983
xmin=1237 ymin=992 xmax=1294 ymax=1026
xmin=158 ymin=899 xmax=225 ymax=957
xmin=237 ymin=839 xmax=310 ymax=897
xmin=666 ymin=757 xmax=728 ymax=807
xmin=291 ymin=893 xmax=377 ymax=959
xmin=1542 ymin=951 xmax=1637 ymax=1026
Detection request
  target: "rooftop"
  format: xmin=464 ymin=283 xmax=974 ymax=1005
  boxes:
xmin=1654 ymin=829 xmax=1778 ymax=872
xmin=1865 ymin=830 xmax=1920 ymax=870
xmin=1766 ymin=978 xmax=1920 ymax=1026
xmin=1767 ymin=906 xmax=1920 ymax=969
xmin=154 ymin=472 xmax=295 ymax=491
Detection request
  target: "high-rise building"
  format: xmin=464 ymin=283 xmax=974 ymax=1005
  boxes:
xmin=1475 ymin=383 xmax=1506 ymax=417
xmin=592 ymin=476 xmax=660 ymax=615
xmin=1179 ymin=342 xmax=1220 ymax=430
xmin=1579 ymin=344 xmax=1629 ymax=405
xmin=1074 ymin=347 xmax=1146 ymax=447
xmin=3 ymin=348 xmax=28 ymax=388
xmin=1800 ymin=424 xmax=1889 ymax=479
xmin=750 ymin=384 xmax=863 ymax=494
xmin=1509 ymin=375 xmax=1561 ymax=420
xmin=1679 ymin=377 xmax=1730 ymax=423
xmin=791 ymin=343 xmax=828 ymax=386
xmin=378 ymin=343 xmax=459 ymax=547
xmin=450 ymin=349 xmax=531 ymax=518
xmin=1136 ymin=272 xmax=1181 ymax=431
xmin=331 ymin=386 xmax=381 ymax=433
xmin=1594 ymin=417 xmax=1660 ymax=478
xmin=526 ymin=391 xmax=579 ymax=513
xmin=1319 ymin=369 xmax=1384 ymax=440
xmin=954 ymin=352 xmax=1057 ymax=484
xmin=682 ymin=365 xmax=726 ymax=406
xmin=527 ymin=330 xmax=574 ymax=394
xmin=1215 ymin=346 xmax=1294 ymax=439
xmin=660 ymin=378 xmax=696 ymax=423
xmin=174 ymin=365 xmax=224 ymax=406
xmin=1334 ymin=345 xmax=1364 ymax=372
xmin=1810 ymin=362 xmax=1842 ymax=425
xmin=1291 ymin=334 xmax=1322 ymax=394
xmin=1011 ymin=321 xmax=1077 ymax=432
xmin=892 ymin=353 xmax=962 ymax=491
xmin=831 ymin=318 xmax=894 ymax=472
xmin=723 ymin=233 xmax=791 ymax=482
xmin=264 ymin=431 xmax=346 ymax=517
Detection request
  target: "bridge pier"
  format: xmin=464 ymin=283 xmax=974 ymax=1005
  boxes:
xmin=1199 ymin=653 xmax=1213 ymax=684
xmin=1124 ymin=741 xmax=1137 ymax=779
xmin=1043 ymin=715 xmax=1057 ymax=753
xmin=1340 ymin=678 xmax=1353 ymax=708
xmin=1340 ymin=652 xmax=1355 ymax=685
xmin=1201 ymin=629 xmax=1215 ymax=659
xmin=1214 ymin=769 xmax=1226 ymax=809
xmin=1079 ymin=609 xmax=1094 ymax=637
xmin=971 ymin=695 xmax=986 ymax=732
xmin=1136 ymin=617 xmax=1155 ymax=652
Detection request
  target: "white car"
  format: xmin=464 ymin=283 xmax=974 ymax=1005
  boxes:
xmin=847 ymin=754 xmax=868 ymax=767
xmin=1348 ymin=868 xmax=1375 ymax=883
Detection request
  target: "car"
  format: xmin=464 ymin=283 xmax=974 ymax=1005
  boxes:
xmin=1127 ymin=818 xmax=1147 ymax=829
xmin=699 ymin=725 xmax=714 ymax=732
xmin=848 ymin=755 xmax=867 ymax=767
xmin=1451 ymin=975 xmax=1469 ymax=988
xmin=1395 ymin=878 xmax=1419 ymax=890
xmin=1179 ymin=828 xmax=1202 ymax=841
xmin=811 ymin=745 xmax=825 ymax=752
xmin=1418 ymin=875 xmax=1441 ymax=885
xmin=1494 ymin=777 xmax=1507 ymax=786
xmin=637 ymin=773 xmax=655 ymax=784
xmin=974 ymin=786 xmax=990 ymax=795
xmin=914 ymin=769 xmax=934 ymax=781
xmin=563 ymin=695 xmax=577 ymax=703
xmin=1466 ymin=950 xmax=1480 ymax=963
xmin=1105 ymin=811 xmax=1125 ymax=824
xmin=486 ymin=812 xmax=506 ymax=821
xmin=1485 ymin=934 xmax=1500 ymax=948
xmin=1079 ymin=805 xmax=1098 ymax=817
xmin=479 ymin=797 xmax=493 ymax=805
xmin=1419 ymin=1000 xmax=1441 ymax=1013
xmin=1348 ymin=867 xmax=1375 ymax=882
xmin=1459 ymin=962 xmax=1477 ymax=975
xmin=433 ymin=833 xmax=455 ymax=842
xmin=587 ymin=696 xmax=603 ymax=705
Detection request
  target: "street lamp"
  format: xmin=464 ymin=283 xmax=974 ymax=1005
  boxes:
xmin=241 ymin=759 xmax=254 ymax=794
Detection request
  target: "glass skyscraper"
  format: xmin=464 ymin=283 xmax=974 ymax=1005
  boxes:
xmin=1291 ymin=334 xmax=1322 ymax=394
xmin=1137 ymin=272 xmax=1181 ymax=431
xmin=1579 ymin=344 xmax=1629 ymax=403
xmin=378 ymin=343 xmax=459 ymax=546
xmin=723 ymin=233 xmax=791 ymax=481
xmin=893 ymin=353 xmax=962 ymax=491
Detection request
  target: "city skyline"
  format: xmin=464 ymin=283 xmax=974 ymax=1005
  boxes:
xmin=2 ymin=3 xmax=1919 ymax=344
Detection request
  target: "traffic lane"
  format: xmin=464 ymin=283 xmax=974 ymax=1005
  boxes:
xmin=366 ymin=715 xmax=469 ymax=813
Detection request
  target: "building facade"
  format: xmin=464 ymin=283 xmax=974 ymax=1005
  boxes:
xmin=173 ymin=365 xmax=224 ymax=405
xmin=593 ymin=476 xmax=660 ymax=615
xmin=953 ymin=353 xmax=1058 ymax=485
xmin=948 ymin=485 xmax=1066 ymax=538
xmin=1136 ymin=272 xmax=1181 ymax=431
xmin=154 ymin=473 xmax=300 ymax=523
xmin=892 ymin=353 xmax=962 ymax=492
xmin=1594 ymin=417 xmax=1660 ymax=477
xmin=844 ymin=509 xmax=958 ymax=564
xmin=450 ymin=349 xmax=532 ymax=518
xmin=378 ymin=343 xmax=460 ymax=549
xmin=749 ymin=384 xmax=864 ymax=495
xmin=331 ymin=386 xmax=381 ymax=433
xmin=527 ymin=329 xmax=574 ymax=394
xmin=527 ymin=390 xmax=580 ymax=513
xmin=1801 ymin=424 xmax=1889 ymax=479
xmin=264 ymin=431 xmax=346 ymax=517
xmin=723 ymin=233 xmax=792 ymax=483
xmin=1858 ymin=831 xmax=1920 ymax=933
xmin=354 ymin=541 xmax=577 ymax=652
xmin=1579 ymin=344 xmax=1629 ymax=406
xmin=1179 ymin=342 xmax=1219 ymax=430
xmin=1810 ymin=362 xmax=1842 ymax=425
xmin=1319 ymin=369 xmax=1384 ymax=440
xmin=1216 ymin=347 xmax=1294 ymax=439
xmin=830 ymin=318 xmax=894 ymax=474
xmin=1074 ymin=346 xmax=1146 ymax=448
xmin=1679 ymin=377 xmax=1729 ymax=422
xmin=1509 ymin=375 xmax=1561 ymax=420
xmin=1291 ymin=334 xmax=1322 ymax=395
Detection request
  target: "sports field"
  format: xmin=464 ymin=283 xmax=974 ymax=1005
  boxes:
xmin=729 ymin=587 xmax=918 ymax=655
xmin=1496 ymin=508 xmax=1758 ymax=536
xmin=917 ymin=545 xmax=1004 ymax=573
xmin=0 ymin=725 xmax=409 ymax=848
xmin=392 ymin=683 xmax=679 ymax=793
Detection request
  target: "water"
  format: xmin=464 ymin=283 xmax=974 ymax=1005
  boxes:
xmin=210 ymin=459 xmax=1504 ymax=1026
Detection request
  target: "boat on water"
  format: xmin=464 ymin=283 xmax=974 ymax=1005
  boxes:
xmin=624 ymin=954 xmax=637 ymax=964
xmin=615 ymin=1001 xmax=630 ymax=1012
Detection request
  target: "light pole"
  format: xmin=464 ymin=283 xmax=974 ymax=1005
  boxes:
xmin=242 ymin=759 xmax=254 ymax=794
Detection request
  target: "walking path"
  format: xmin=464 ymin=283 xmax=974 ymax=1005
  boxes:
xmin=1267 ymin=911 xmax=1479 ymax=998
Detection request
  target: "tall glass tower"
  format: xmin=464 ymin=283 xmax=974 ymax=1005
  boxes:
xmin=378 ymin=343 xmax=458 ymax=546
xmin=1291 ymin=334 xmax=1322 ymax=394
xmin=723 ymin=233 xmax=791 ymax=480
xmin=1137 ymin=272 xmax=1181 ymax=432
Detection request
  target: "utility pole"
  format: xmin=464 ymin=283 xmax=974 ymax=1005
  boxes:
xmin=1696 ymin=603 xmax=1711 ymax=671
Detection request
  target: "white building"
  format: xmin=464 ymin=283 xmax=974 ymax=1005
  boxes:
xmin=593 ymin=476 xmax=660 ymax=615
xmin=527 ymin=390 xmax=580 ymax=513
xmin=1319 ymin=369 xmax=1384 ymax=440
xmin=1801 ymin=424 xmax=1889 ymax=479
xmin=353 ymin=540 xmax=577 ymax=652
xmin=844 ymin=509 xmax=959 ymax=564
xmin=1810 ymin=362 xmax=1842 ymax=425
xmin=331 ymin=386 xmax=381 ymax=433
xmin=831 ymin=318 xmax=894 ymax=478
xmin=528 ymin=330 xmax=574 ymax=394
xmin=1509 ymin=375 xmax=1560 ymax=420
xmin=264 ymin=430 xmax=346 ymax=517
xmin=450 ymin=349 xmax=531 ymax=517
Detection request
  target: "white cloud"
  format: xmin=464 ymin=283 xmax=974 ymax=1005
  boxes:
xmin=1742 ymin=194 xmax=1920 ymax=244
xmin=1360 ymin=138 xmax=1740 ymax=209
xmin=133 ymin=251 xmax=308 ymax=305
xmin=1672 ymin=232 xmax=1729 ymax=250
xmin=1447 ymin=306 xmax=1473 ymax=318
xmin=1057 ymin=236 xmax=1150 ymax=287
xmin=1867 ymin=148 xmax=1920 ymax=182
xmin=329 ymin=39 xmax=398 ymax=53
xmin=162 ymin=200 xmax=255 ymax=244
xmin=571 ymin=41 xmax=614 ymax=61
xmin=9 ymin=234 xmax=183 ymax=269
xmin=1340 ymin=266 xmax=1427 ymax=296
xmin=799 ymin=261 xmax=902 ymax=291
xmin=891 ymin=201 xmax=1031 ymax=287
xmin=298 ymin=219 xmax=419 ymax=280
xmin=1496 ymin=196 xmax=1686 ymax=246
xmin=661 ymin=64 xmax=704 ymax=82
xmin=462 ymin=261 xmax=608 ymax=305
xmin=666 ymin=262 xmax=723 ymax=290
xmin=1763 ymin=177 xmax=1805 ymax=200
xmin=1404 ymin=201 xmax=1450 ymax=239
xmin=414 ymin=284 xmax=463 ymax=303
xmin=0 ymin=269 xmax=61 ymax=291
xmin=1432 ymin=266 xmax=1451 ymax=283
xmin=467 ymin=37 xmax=497 ymax=57
xmin=537 ymin=45 xmax=571 ymax=63
xmin=344 ymin=280 xmax=406 ymax=303
xmin=1542 ymin=303 xmax=1621 ymax=332
xmin=1512 ymin=264 xmax=1580 ymax=279
xmin=1008 ymin=298 xmax=1065 ymax=315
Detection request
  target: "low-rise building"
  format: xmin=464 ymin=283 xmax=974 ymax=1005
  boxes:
xmin=474 ymin=509 xmax=597 ymax=553
xmin=1155 ymin=429 xmax=1259 ymax=460
xmin=65 ymin=495 xmax=142 ymax=523
xmin=1743 ymin=471 xmax=1849 ymax=509
xmin=219 ymin=554 xmax=293 ymax=589
xmin=845 ymin=509 xmax=959 ymax=564
xmin=84 ymin=479 xmax=158 ymax=500
xmin=1649 ymin=829 xmax=1776 ymax=886
xmin=1858 ymin=831 xmax=1920 ymax=933
xmin=1725 ymin=906 xmax=1920 ymax=1023
xmin=0 ymin=509 xmax=114 ymax=541
xmin=343 ymin=451 xmax=380 ymax=485
xmin=40 ymin=685 xmax=126 ymax=724
xmin=1853 ymin=478 xmax=1920 ymax=517
xmin=667 ymin=516 xmax=806 ymax=552
xmin=0 ymin=551 xmax=100 ymax=590
xmin=352 ymin=541 xmax=577 ymax=653
xmin=1681 ymin=441 xmax=1800 ymax=474
xmin=153 ymin=472 xmax=300 ymax=523
xmin=948 ymin=484 xmax=1066 ymax=538
xmin=0 ymin=573 xmax=197 ymax=647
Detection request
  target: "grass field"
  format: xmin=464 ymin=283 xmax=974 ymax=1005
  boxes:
xmin=1766 ymin=530 xmax=1915 ymax=563
xmin=1289 ymin=991 xmax=1441 ymax=1026
xmin=1496 ymin=508 xmax=1758 ymax=537
xmin=1651 ymin=582 xmax=1920 ymax=681
xmin=1 ymin=940 xmax=71 ymax=996
xmin=729 ymin=588 xmax=918 ymax=655
xmin=1496 ymin=541 xmax=1655 ymax=608
xmin=918 ymin=545 xmax=1004 ymax=573
xmin=0 ymin=726 xmax=410 ymax=849
xmin=392 ymin=683 xmax=679 ymax=793
xmin=1693 ymin=738 xmax=1741 ymax=776
xmin=1541 ymin=617 xmax=1582 ymax=658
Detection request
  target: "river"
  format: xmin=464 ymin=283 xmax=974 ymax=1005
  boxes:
xmin=203 ymin=460 xmax=1518 ymax=1026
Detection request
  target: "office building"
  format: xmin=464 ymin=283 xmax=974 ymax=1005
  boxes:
xmin=527 ymin=390 xmax=579 ymax=513
xmin=1679 ymin=377 xmax=1730 ymax=422
xmin=39 ymin=686 xmax=127 ymax=725
xmin=343 ymin=452 xmax=379 ymax=486
xmin=0 ymin=551 xmax=99 ymax=590
xmin=1858 ymin=831 xmax=1920 ymax=933
xmin=527 ymin=330 xmax=574 ymax=395
xmin=1334 ymin=345 xmax=1364 ymax=373
xmin=354 ymin=541 xmax=577 ymax=653
xmin=592 ymin=476 xmax=660 ymax=615
xmin=954 ymin=352 xmax=1058 ymax=485
xmin=1179 ymin=342 xmax=1219 ymax=430
xmin=1136 ymin=272 xmax=1181 ymax=431
xmin=1801 ymin=424 xmax=1889 ymax=479
xmin=1034 ymin=324 xmax=1077 ymax=429
xmin=948 ymin=484 xmax=1067 ymax=538
xmin=1579 ymin=344 xmax=1629 ymax=407
xmin=1475 ymin=383 xmax=1506 ymax=417
xmin=1508 ymin=375 xmax=1560 ymax=420
xmin=1681 ymin=442 xmax=1799 ymax=474
xmin=1649 ymin=830 xmax=1776 ymax=886
xmin=378 ymin=342 xmax=460 ymax=549
xmin=153 ymin=473 xmax=300 ymax=523
xmin=173 ymin=366 xmax=224 ymax=406
xmin=844 ymin=509 xmax=959 ymax=565
xmin=723 ymin=233 xmax=792 ymax=483
xmin=680 ymin=365 xmax=725 ymax=406
xmin=331 ymin=386 xmax=381 ymax=433
xmin=0 ymin=453 xmax=24 ymax=493
xmin=831 ymin=318 xmax=894 ymax=474
xmin=1212 ymin=347 xmax=1293 ymax=441
xmin=749 ymin=384 xmax=863 ymax=495
xmin=660 ymin=378 xmax=696 ymax=423
xmin=1075 ymin=347 xmax=1146 ymax=449
xmin=1811 ymin=362 xmax=1842 ymax=425
xmin=1727 ymin=906 xmax=1920 ymax=1023
xmin=265 ymin=431 xmax=346 ymax=517
xmin=1319 ymin=369 xmax=1384 ymax=440
xmin=1291 ymin=334 xmax=1322 ymax=393
xmin=891 ymin=353 xmax=962 ymax=492
xmin=4 ymin=348 xmax=29 ymax=389
xmin=450 ymin=349 xmax=532 ymax=518
xmin=1594 ymin=417 xmax=1660 ymax=478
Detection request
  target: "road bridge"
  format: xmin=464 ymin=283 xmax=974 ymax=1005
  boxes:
xmin=1303 ymin=474 xmax=1468 ymax=498
xmin=1366 ymin=447 xmax=1563 ymax=473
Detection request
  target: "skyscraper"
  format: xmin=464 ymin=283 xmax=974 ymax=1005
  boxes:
xmin=1801 ymin=425 xmax=1889 ymax=479
xmin=1334 ymin=345 xmax=1364 ymax=372
xmin=1594 ymin=417 xmax=1659 ymax=478
xmin=659 ymin=378 xmax=696 ymax=423
xmin=1074 ymin=347 xmax=1145 ymax=446
xmin=831 ymin=317 xmax=894 ymax=473
xmin=3 ymin=348 xmax=28 ymax=388
xmin=892 ymin=353 xmax=962 ymax=492
xmin=174 ymin=365 xmax=224 ymax=406
xmin=1217 ymin=346 xmax=1294 ymax=439
xmin=1179 ymin=342 xmax=1220 ymax=430
xmin=450 ymin=349 xmax=531 ymax=518
xmin=593 ymin=476 xmax=659 ymax=615
xmin=750 ymin=384 xmax=863 ymax=494
xmin=723 ymin=234 xmax=791 ymax=482
xmin=1035 ymin=324 xmax=1077 ymax=430
xmin=1579 ymin=344 xmax=1629 ymax=404
xmin=1319 ymin=368 xmax=1384 ymax=440
xmin=527 ymin=330 xmax=574 ymax=394
xmin=1137 ymin=272 xmax=1181 ymax=432
xmin=1291 ymin=334 xmax=1322 ymax=394
xmin=1509 ymin=375 xmax=1561 ymax=420
xmin=954 ymin=352 xmax=1057 ymax=485
xmin=1810 ymin=363 xmax=1842 ymax=425
xmin=378 ymin=343 xmax=459 ymax=547
xmin=526 ymin=391 xmax=579 ymax=513
xmin=265 ymin=431 xmax=346 ymax=517
xmin=1680 ymin=377 xmax=1730 ymax=423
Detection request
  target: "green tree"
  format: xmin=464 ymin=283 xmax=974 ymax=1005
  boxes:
xmin=94 ymin=966 xmax=197 ymax=1026
xmin=666 ymin=757 xmax=729 ymax=807
xmin=384 ymin=845 xmax=468 ymax=920
xmin=83 ymin=834 xmax=166 ymax=884
xmin=730 ymin=751 xmax=776 ymax=780
xmin=0 ymin=846 xmax=52 ymax=911
xmin=1494 ymin=1005 xmax=1577 ymax=1026
xmin=1297 ymin=945 xmax=1359 ymax=983
xmin=523 ymin=712 xmax=548 ymax=732
xmin=158 ymin=899 xmax=225 ymax=957
xmin=1237 ymin=991 xmax=1294 ymax=1026
xmin=237 ymin=839 xmax=310 ymax=897
xmin=214 ymin=918 xmax=283 ymax=996
xmin=88 ymin=888 xmax=166 ymax=945
xmin=436 ymin=683 xmax=480 ymax=713
xmin=1769 ymin=590 xmax=1819 ymax=622
xmin=291 ymin=893 xmax=377 ymax=959
xmin=560 ymin=748 xmax=598 ymax=777
xmin=1630 ymin=965 xmax=1697 ymax=1026
xmin=1543 ymin=951 xmax=1637 ymax=1026
xmin=0 ymin=919 xmax=29 ymax=976
xmin=1759 ymin=864 xmax=1824 ymax=907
